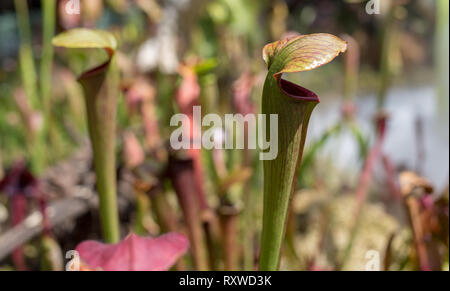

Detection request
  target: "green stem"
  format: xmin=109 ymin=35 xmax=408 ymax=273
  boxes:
xmin=40 ymin=0 xmax=56 ymax=132
xmin=259 ymin=59 xmax=318 ymax=270
xmin=52 ymin=29 xmax=121 ymax=243
xmin=242 ymin=188 xmax=257 ymax=270
xmin=377 ymin=3 xmax=399 ymax=110
xmin=0 ymin=148 xmax=3 ymax=180
xmin=14 ymin=0 xmax=39 ymax=107
xmin=151 ymin=191 xmax=187 ymax=271
xmin=218 ymin=206 xmax=240 ymax=271
xmin=342 ymin=35 xmax=360 ymax=102
xmin=79 ymin=55 xmax=120 ymax=243
xmin=133 ymin=189 xmax=150 ymax=235
xmin=436 ymin=0 xmax=449 ymax=112
xmin=14 ymin=0 xmax=46 ymax=174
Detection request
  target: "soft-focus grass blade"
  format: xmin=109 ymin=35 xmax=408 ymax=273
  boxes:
xmin=40 ymin=0 xmax=56 ymax=130
xmin=436 ymin=0 xmax=450 ymax=112
xmin=14 ymin=0 xmax=39 ymax=108
xmin=14 ymin=0 xmax=45 ymax=174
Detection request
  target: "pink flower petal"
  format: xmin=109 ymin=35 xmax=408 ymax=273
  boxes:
xmin=76 ymin=233 xmax=189 ymax=271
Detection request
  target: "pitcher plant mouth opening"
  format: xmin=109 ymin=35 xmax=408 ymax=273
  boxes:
xmin=277 ymin=76 xmax=320 ymax=103
xmin=53 ymin=28 xmax=117 ymax=81
xmin=78 ymin=52 xmax=113 ymax=80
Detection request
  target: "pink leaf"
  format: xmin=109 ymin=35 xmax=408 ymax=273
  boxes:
xmin=123 ymin=131 xmax=145 ymax=169
xmin=176 ymin=65 xmax=200 ymax=114
xmin=76 ymin=233 xmax=189 ymax=271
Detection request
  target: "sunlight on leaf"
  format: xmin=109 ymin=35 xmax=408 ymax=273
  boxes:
xmin=263 ymin=33 xmax=347 ymax=77
xmin=52 ymin=28 xmax=117 ymax=51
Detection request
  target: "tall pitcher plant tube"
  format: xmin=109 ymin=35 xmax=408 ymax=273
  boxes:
xmin=259 ymin=34 xmax=347 ymax=270
xmin=53 ymin=29 xmax=120 ymax=243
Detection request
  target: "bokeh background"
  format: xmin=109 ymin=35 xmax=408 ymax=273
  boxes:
xmin=0 ymin=0 xmax=448 ymax=271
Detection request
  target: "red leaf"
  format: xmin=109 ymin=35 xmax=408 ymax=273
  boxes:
xmin=0 ymin=161 xmax=38 ymax=198
xmin=76 ymin=233 xmax=189 ymax=271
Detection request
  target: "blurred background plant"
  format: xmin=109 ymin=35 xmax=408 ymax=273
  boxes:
xmin=0 ymin=0 xmax=448 ymax=271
